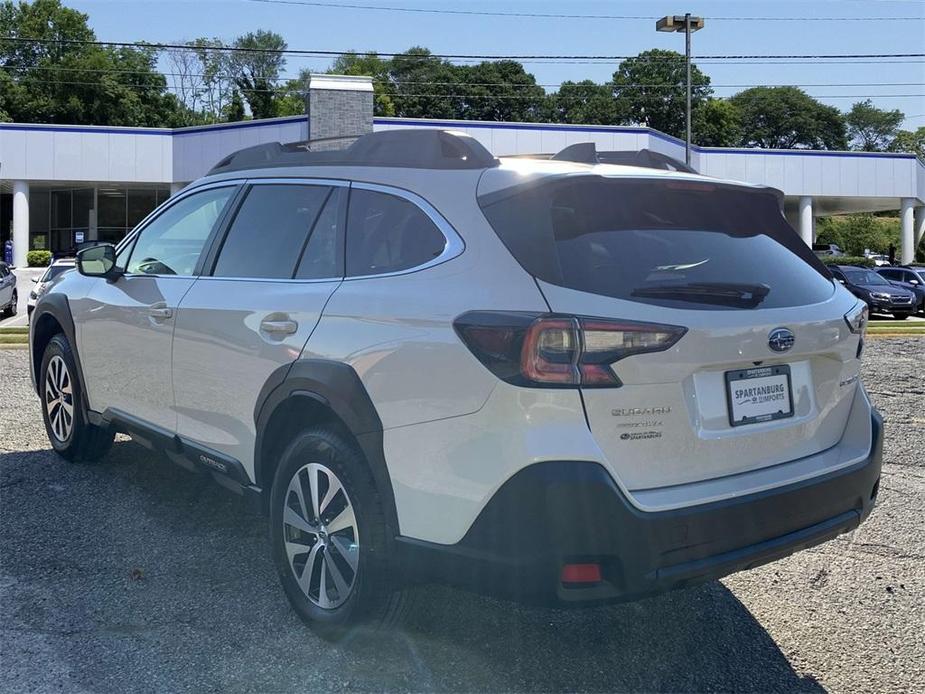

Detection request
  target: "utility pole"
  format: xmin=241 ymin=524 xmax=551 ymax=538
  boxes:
xmin=656 ymin=14 xmax=705 ymax=167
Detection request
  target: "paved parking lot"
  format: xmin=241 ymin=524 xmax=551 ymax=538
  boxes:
xmin=1 ymin=339 xmax=923 ymax=693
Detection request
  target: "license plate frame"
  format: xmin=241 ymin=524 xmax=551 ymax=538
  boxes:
xmin=725 ymin=364 xmax=794 ymax=427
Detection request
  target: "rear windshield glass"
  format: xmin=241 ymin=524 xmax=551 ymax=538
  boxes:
xmin=479 ymin=177 xmax=834 ymax=310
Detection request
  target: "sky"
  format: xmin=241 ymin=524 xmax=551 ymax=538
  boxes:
xmin=67 ymin=0 xmax=925 ymax=129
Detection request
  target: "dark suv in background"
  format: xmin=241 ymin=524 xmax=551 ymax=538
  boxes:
xmin=829 ymin=265 xmax=916 ymax=319
xmin=876 ymin=266 xmax=925 ymax=314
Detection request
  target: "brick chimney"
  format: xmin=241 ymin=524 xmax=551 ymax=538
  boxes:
xmin=306 ymin=74 xmax=374 ymax=150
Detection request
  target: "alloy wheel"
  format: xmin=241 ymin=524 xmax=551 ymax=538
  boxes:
xmin=44 ymin=355 xmax=74 ymax=442
xmin=283 ymin=462 xmax=359 ymax=609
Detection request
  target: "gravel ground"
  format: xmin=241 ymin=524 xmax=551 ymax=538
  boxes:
xmin=1 ymin=339 xmax=923 ymax=693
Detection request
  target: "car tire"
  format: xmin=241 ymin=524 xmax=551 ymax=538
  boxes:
xmin=269 ymin=427 xmax=408 ymax=640
xmin=893 ymin=313 xmax=910 ymax=320
xmin=39 ymin=334 xmax=114 ymax=462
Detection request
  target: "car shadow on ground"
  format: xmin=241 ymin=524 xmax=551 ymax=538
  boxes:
xmin=1 ymin=441 xmax=823 ymax=693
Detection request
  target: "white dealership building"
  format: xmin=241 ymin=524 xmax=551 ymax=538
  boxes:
xmin=2 ymin=76 xmax=924 ymax=266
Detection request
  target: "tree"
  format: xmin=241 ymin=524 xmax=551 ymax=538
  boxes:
xmin=224 ymin=89 xmax=246 ymax=122
xmin=0 ymin=0 xmax=186 ymax=126
xmin=456 ymin=60 xmax=546 ymax=122
xmin=544 ymin=80 xmax=617 ymax=125
xmin=730 ymin=87 xmax=847 ymax=150
xmin=846 ymin=99 xmax=904 ymax=151
xmin=692 ymin=99 xmax=741 ymax=147
xmin=388 ymin=47 xmax=463 ymax=120
xmin=329 ymin=52 xmax=395 ymax=116
xmin=610 ymin=49 xmax=712 ymax=138
xmin=889 ymin=127 xmax=925 ymax=160
xmin=816 ymin=214 xmax=900 ymax=256
xmin=230 ymin=30 xmax=287 ymax=119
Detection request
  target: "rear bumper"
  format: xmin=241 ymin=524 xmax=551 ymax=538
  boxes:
xmin=397 ymin=409 xmax=883 ymax=606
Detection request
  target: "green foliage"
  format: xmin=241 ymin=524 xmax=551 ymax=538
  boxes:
xmin=230 ymin=30 xmax=287 ymax=119
xmin=889 ymin=127 xmax=925 ymax=160
xmin=816 ymin=214 xmax=900 ymax=257
xmin=819 ymin=255 xmax=875 ymax=268
xmin=329 ymin=53 xmax=396 ymax=116
xmin=693 ymin=99 xmax=741 ymax=147
xmin=610 ymin=49 xmax=712 ymax=139
xmin=730 ymin=87 xmax=847 ymax=150
xmin=846 ymin=100 xmax=904 ymax=152
xmin=27 ymin=250 xmax=52 ymax=267
xmin=0 ymin=0 xmax=187 ymax=126
xmin=456 ymin=60 xmax=546 ymax=122
xmin=544 ymin=80 xmax=618 ymax=125
xmin=224 ymin=90 xmax=246 ymax=122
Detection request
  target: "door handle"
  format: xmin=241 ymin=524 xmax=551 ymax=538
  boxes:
xmin=147 ymin=303 xmax=173 ymax=321
xmin=260 ymin=317 xmax=298 ymax=335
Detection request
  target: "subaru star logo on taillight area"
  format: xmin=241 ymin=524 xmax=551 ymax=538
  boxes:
xmin=768 ymin=327 xmax=795 ymax=352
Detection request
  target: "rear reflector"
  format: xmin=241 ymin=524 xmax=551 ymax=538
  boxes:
xmin=560 ymin=563 xmax=602 ymax=584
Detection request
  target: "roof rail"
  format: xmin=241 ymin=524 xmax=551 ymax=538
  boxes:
xmin=543 ymin=143 xmax=696 ymax=173
xmin=208 ymin=129 xmax=499 ymax=175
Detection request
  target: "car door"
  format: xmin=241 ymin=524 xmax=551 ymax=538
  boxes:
xmin=171 ymin=179 xmax=346 ymax=478
xmin=75 ymin=184 xmax=239 ymax=431
xmin=0 ymin=264 xmax=12 ymax=308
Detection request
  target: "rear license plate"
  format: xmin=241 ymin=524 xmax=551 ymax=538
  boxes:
xmin=725 ymin=365 xmax=794 ymax=427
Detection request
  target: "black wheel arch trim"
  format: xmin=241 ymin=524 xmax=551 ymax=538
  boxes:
xmin=29 ymin=293 xmax=90 ymax=413
xmin=253 ymin=359 xmax=399 ymax=536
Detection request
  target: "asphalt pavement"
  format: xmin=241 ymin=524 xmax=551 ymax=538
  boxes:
xmin=1 ymin=339 xmax=923 ymax=693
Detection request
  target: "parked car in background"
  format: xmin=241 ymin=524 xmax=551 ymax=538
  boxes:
xmin=27 ymin=259 xmax=76 ymax=320
xmin=866 ymin=254 xmax=891 ymax=267
xmin=813 ymin=243 xmax=845 ymax=257
xmin=876 ymin=265 xmax=925 ymax=314
xmin=29 ymin=130 xmax=883 ymax=636
xmin=0 ymin=261 xmax=17 ymax=318
xmin=829 ymin=265 xmax=916 ymax=318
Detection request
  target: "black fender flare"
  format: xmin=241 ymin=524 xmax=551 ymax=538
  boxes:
xmin=253 ymin=359 xmax=399 ymax=537
xmin=30 ymin=294 xmax=91 ymax=414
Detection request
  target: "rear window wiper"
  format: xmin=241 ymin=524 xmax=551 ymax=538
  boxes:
xmin=631 ymin=282 xmax=771 ymax=308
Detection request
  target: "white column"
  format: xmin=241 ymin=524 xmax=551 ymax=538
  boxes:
xmin=170 ymin=182 xmax=184 ymax=197
xmin=900 ymin=198 xmax=915 ymax=265
xmin=914 ymin=206 xmax=925 ymax=250
xmin=12 ymin=181 xmax=29 ymax=268
xmin=798 ymin=196 xmax=814 ymax=247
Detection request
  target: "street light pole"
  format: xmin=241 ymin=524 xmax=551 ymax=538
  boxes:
xmin=656 ymin=14 xmax=705 ymax=167
xmin=685 ymin=13 xmax=691 ymax=167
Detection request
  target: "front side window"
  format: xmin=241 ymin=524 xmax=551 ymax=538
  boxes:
xmin=212 ymin=184 xmax=333 ymax=280
xmin=126 ymin=187 xmax=234 ymax=276
xmin=345 ymin=189 xmax=446 ymax=277
xmin=479 ymin=177 xmax=835 ymax=310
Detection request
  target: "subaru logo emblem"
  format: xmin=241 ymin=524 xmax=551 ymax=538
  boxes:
xmin=768 ymin=328 xmax=795 ymax=353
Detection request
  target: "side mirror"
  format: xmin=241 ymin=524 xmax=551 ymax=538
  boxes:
xmin=838 ymin=279 xmax=846 ymax=284
xmin=77 ymin=243 xmax=121 ymax=280
xmin=910 ymin=279 xmax=920 ymax=285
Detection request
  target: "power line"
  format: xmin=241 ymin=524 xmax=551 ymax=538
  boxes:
xmin=240 ymin=0 xmax=923 ymax=22
xmin=2 ymin=36 xmax=923 ymax=62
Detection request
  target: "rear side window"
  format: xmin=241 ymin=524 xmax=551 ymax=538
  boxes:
xmin=213 ymin=184 xmax=332 ymax=280
xmin=479 ymin=177 xmax=834 ymax=310
xmin=345 ymin=189 xmax=446 ymax=277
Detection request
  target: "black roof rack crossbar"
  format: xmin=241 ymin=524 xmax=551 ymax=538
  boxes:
xmin=542 ymin=143 xmax=697 ymax=173
xmin=208 ymin=129 xmax=499 ymax=175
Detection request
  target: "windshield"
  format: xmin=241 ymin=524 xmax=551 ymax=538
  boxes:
xmin=479 ymin=176 xmax=834 ymax=310
xmin=844 ymin=269 xmax=889 ymax=285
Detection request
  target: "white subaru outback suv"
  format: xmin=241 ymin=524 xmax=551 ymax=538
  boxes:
xmin=30 ymin=129 xmax=881 ymax=635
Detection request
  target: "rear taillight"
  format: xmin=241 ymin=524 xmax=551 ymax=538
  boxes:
xmin=454 ymin=312 xmax=686 ymax=388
